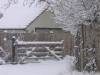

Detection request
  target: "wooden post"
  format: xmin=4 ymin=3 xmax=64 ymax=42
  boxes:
xmin=82 ymin=24 xmax=85 ymax=49
xmin=11 ymin=36 xmax=16 ymax=63
xmin=81 ymin=24 xmax=85 ymax=71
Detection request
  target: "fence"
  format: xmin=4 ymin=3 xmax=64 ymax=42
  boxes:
xmin=11 ymin=38 xmax=64 ymax=63
xmin=0 ymin=31 xmax=73 ymax=63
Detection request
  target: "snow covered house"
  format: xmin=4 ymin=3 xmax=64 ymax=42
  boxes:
xmin=0 ymin=0 xmax=69 ymax=44
xmin=0 ymin=0 xmax=61 ymax=33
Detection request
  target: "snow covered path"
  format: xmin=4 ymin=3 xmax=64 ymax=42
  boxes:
xmin=0 ymin=56 xmax=99 ymax=75
xmin=0 ymin=55 xmax=73 ymax=75
xmin=0 ymin=60 xmax=67 ymax=75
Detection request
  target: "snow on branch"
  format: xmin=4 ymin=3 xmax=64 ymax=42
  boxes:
xmin=16 ymin=40 xmax=63 ymax=45
xmin=48 ymin=0 xmax=100 ymax=34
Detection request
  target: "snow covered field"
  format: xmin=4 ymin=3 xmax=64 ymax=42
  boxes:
xmin=0 ymin=59 xmax=66 ymax=75
xmin=0 ymin=56 xmax=99 ymax=75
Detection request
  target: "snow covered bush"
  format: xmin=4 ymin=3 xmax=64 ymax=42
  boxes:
xmin=59 ymin=55 xmax=99 ymax=75
xmin=74 ymin=47 xmax=97 ymax=72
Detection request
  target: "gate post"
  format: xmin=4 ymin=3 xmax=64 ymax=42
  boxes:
xmin=11 ymin=36 xmax=16 ymax=63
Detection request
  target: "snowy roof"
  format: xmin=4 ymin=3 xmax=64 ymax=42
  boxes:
xmin=0 ymin=0 xmax=48 ymax=29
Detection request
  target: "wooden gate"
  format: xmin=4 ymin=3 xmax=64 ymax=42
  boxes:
xmin=12 ymin=38 xmax=64 ymax=63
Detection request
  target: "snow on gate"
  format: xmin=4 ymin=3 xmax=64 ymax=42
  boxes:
xmin=12 ymin=38 xmax=64 ymax=63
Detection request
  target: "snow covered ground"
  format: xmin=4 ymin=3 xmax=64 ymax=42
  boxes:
xmin=0 ymin=55 xmax=99 ymax=75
